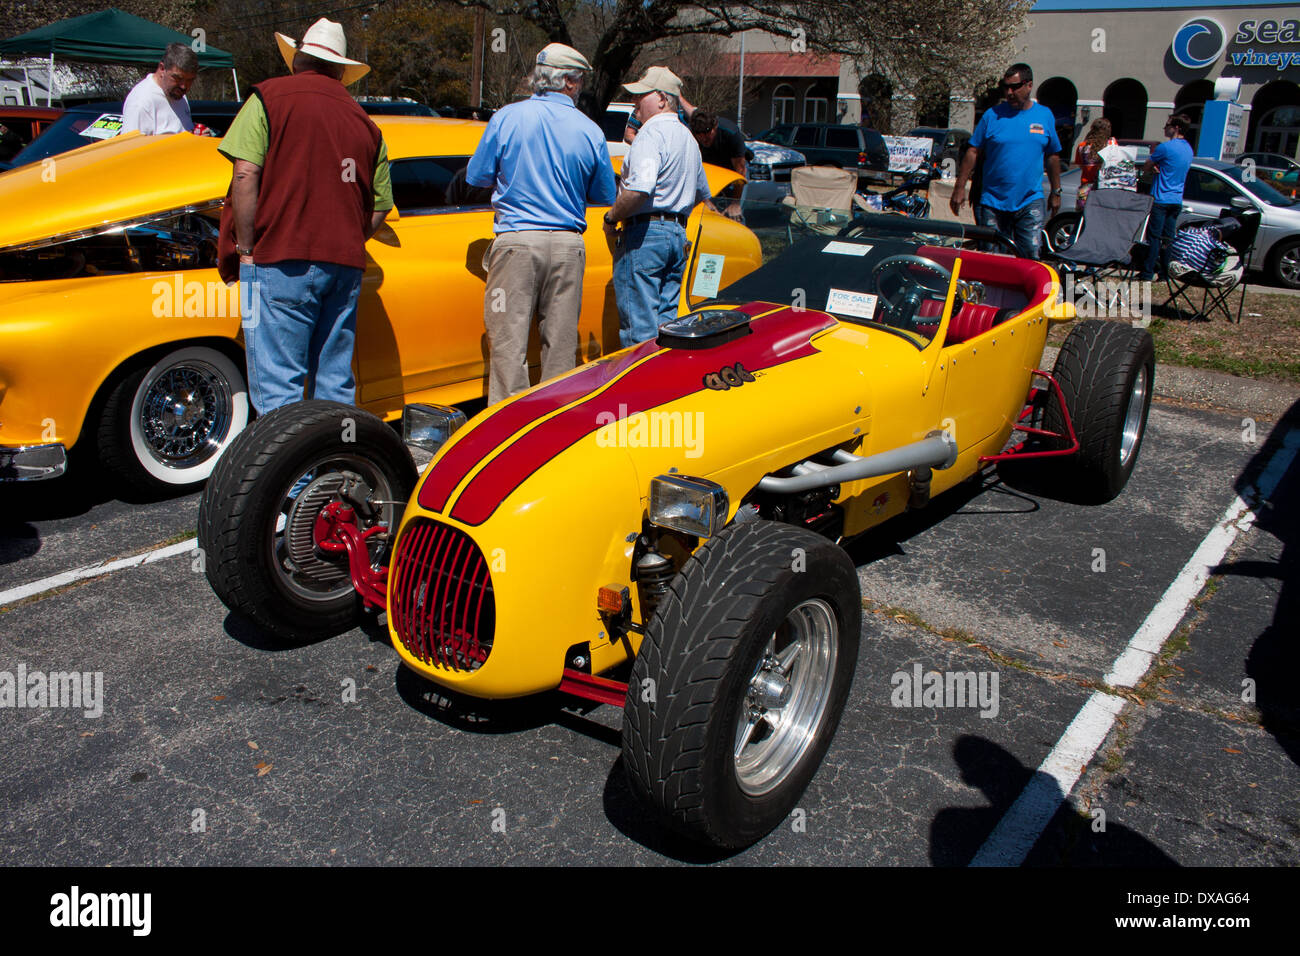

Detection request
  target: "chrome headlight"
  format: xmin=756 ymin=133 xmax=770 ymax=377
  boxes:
xmin=403 ymin=403 xmax=467 ymax=463
xmin=649 ymin=475 xmax=729 ymax=538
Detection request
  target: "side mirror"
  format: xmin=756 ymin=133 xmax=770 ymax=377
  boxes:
xmin=1230 ymin=195 xmax=1254 ymax=210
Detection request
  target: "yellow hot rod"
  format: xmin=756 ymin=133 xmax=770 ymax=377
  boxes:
xmin=0 ymin=118 xmax=756 ymax=489
xmin=199 ymin=212 xmax=1154 ymax=849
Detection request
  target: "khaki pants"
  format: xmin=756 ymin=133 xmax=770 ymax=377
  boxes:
xmin=482 ymin=230 xmax=585 ymax=405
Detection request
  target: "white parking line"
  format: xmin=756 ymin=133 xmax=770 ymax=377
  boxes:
xmin=972 ymin=426 xmax=1299 ymax=867
xmin=0 ymin=537 xmax=198 ymax=608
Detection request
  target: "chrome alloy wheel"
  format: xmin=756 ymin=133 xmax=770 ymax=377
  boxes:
xmin=734 ymin=597 xmax=839 ymax=796
xmin=1279 ymin=243 xmax=1300 ymax=288
xmin=1119 ymin=365 xmax=1148 ymax=467
xmin=270 ymin=454 xmax=400 ymax=604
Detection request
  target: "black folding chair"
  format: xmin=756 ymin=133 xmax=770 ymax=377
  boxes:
xmin=1041 ymin=188 xmax=1154 ymax=280
xmin=1161 ymin=208 xmax=1261 ymax=324
xmin=1040 ymin=188 xmax=1153 ymax=317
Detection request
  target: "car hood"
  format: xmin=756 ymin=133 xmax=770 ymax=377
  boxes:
xmin=0 ymin=131 xmax=230 ymax=250
xmin=748 ymin=141 xmax=804 ymax=165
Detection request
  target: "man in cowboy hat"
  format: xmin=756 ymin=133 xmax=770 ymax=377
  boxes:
xmin=218 ymin=18 xmax=393 ymax=414
xmin=603 ymin=66 xmax=711 ymax=346
xmin=465 ymin=42 xmax=616 ymax=405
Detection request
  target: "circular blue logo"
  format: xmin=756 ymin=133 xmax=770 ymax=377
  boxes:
xmin=1172 ymin=17 xmax=1227 ymax=70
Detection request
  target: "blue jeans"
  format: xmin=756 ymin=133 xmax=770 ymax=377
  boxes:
xmin=614 ymin=219 xmax=687 ymax=348
xmin=978 ymin=198 xmax=1045 ymax=259
xmin=240 ymin=260 xmax=363 ymax=415
xmin=1142 ymin=202 xmax=1181 ymax=278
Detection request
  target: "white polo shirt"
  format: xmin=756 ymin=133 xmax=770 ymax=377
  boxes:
xmin=620 ymin=110 xmax=711 ymax=217
xmin=122 ymin=74 xmax=193 ymax=135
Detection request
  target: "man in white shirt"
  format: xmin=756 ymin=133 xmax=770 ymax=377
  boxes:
xmin=603 ymin=66 xmax=711 ymax=346
xmin=122 ymin=43 xmax=198 ymax=135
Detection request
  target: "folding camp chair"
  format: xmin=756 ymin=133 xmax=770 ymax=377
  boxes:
xmin=1041 ymin=188 xmax=1154 ymax=280
xmin=782 ymin=166 xmax=859 ymax=241
xmin=1161 ymin=208 xmax=1261 ymax=324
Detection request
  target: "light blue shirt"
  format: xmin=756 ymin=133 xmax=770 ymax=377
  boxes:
xmin=1149 ymin=138 xmax=1193 ymax=205
xmin=970 ymin=102 xmax=1061 ymax=212
xmin=466 ymin=91 xmax=617 ymax=233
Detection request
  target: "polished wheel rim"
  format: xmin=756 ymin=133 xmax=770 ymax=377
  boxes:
xmin=138 ymin=360 xmax=232 ymax=468
xmin=1280 ymin=246 xmax=1300 ymax=287
xmin=1119 ymin=366 xmax=1148 ymax=467
xmin=734 ymin=597 xmax=838 ymax=796
xmin=270 ymin=454 xmax=397 ymax=604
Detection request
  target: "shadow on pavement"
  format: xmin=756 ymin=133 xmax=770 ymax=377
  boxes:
xmin=1230 ymin=398 xmax=1300 ymax=767
xmin=931 ymin=735 xmax=1178 ymax=866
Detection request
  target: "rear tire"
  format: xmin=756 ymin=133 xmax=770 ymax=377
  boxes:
xmin=622 ymin=520 xmax=860 ymax=849
xmin=1043 ymin=319 xmax=1155 ymax=502
xmin=198 ymin=400 xmax=415 ymax=642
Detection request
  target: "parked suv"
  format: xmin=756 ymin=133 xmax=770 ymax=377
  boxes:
xmin=757 ymin=123 xmax=889 ymax=181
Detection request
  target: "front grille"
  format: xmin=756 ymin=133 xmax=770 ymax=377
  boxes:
xmin=390 ymin=517 xmax=495 ymax=672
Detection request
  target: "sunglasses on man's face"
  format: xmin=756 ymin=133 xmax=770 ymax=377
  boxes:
xmin=1001 ymin=79 xmax=1029 ymax=91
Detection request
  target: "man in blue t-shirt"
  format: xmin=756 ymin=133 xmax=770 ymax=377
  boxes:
xmin=1139 ymin=113 xmax=1195 ymax=280
xmin=950 ymin=63 xmax=1061 ymax=258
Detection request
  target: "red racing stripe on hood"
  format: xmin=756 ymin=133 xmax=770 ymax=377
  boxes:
xmin=417 ymin=337 xmax=663 ymax=513
xmin=448 ymin=306 xmax=834 ymax=526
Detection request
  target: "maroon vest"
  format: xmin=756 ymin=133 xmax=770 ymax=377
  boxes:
xmin=241 ymin=72 xmax=381 ymax=270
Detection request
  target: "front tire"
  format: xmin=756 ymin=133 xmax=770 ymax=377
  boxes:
xmin=98 ymin=345 xmax=249 ymax=494
xmin=1045 ymin=211 xmax=1082 ymax=253
xmin=1044 ymin=319 xmax=1155 ymax=502
xmin=198 ymin=400 xmax=416 ymax=643
xmin=622 ymin=521 xmax=861 ymax=849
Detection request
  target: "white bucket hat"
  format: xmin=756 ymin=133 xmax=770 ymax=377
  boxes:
xmin=276 ymin=18 xmax=370 ymax=86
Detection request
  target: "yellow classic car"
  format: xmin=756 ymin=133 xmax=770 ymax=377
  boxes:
xmin=0 ymin=118 xmax=759 ymax=490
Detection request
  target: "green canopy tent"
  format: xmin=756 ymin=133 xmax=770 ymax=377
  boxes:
xmin=0 ymin=8 xmax=238 ymax=105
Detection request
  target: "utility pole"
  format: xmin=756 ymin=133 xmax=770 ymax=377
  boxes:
xmin=470 ymin=9 xmax=485 ymax=108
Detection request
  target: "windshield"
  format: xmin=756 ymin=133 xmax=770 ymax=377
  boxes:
xmin=1218 ymin=163 xmax=1298 ymax=206
xmin=10 ymin=111 xmax=124 ymax=166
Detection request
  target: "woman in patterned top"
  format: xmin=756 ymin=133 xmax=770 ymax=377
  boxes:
xmin=1073 ymin=118 xmax=1111 ymax=210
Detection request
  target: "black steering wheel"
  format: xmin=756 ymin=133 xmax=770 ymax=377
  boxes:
xmin=870 ymin=254 xmax=955 ymax=331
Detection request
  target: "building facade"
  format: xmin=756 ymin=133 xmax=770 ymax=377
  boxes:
xmin=705 ymin=1 xmax=1297 ymax=162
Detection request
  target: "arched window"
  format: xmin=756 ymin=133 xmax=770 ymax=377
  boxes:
xmin=1249 ymin=80 xmax=1300 ymax=158
xmin=1037 ymin=77 xmax=1079 ymax=159
xmin=1103 ymin=78 xmax=1148 ymax=140
xmin=1174 ymin=80 xmax=1214 ymax=151
xmin=771 ymin=84 xmax=795 ymax=127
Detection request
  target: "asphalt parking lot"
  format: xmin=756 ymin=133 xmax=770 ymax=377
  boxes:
xmin=1 ymin=390 xmax=1297 ymax=866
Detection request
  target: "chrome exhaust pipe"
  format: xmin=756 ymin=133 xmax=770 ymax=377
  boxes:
xmin=757 ymin=432 xmax=958 ymax=494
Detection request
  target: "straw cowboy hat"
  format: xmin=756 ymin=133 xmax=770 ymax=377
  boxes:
xmin=276 ymin=18 xmax=370 ymax=86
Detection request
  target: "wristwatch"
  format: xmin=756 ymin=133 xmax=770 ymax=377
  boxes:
xmin=603 ymin=213 xmax=616 ymax=226
xmin=236 ymin=244 xmax=254 ymax=256
xmin=1050 ymin=188 xmax=1062 ymax=197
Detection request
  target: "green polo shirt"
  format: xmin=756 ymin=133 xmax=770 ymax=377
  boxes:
xmin=219 ymin=96 xmax=394 ymax=211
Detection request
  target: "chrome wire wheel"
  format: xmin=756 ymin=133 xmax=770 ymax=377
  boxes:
xmin=734 ymin=597 xmax=839 ymax=796
xmin=121 ymin=345 xmax=249 ymax=488
xmin=138 ymin=359 xmax=232 ymax=468
xmin=1119 ymin=365 xmax=1148 ymax=467
xmin=270 ymin=453 xmax=399 ymax=604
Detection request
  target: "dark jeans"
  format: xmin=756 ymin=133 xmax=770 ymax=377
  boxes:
xmin=1142 ymin=202 xmax=1181 ymax=278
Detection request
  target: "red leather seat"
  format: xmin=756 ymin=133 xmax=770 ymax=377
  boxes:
xmin=914 ymin=301 xmax=1001 ymax=344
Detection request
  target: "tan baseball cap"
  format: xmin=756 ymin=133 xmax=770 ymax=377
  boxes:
xmin=536 ymin=43 xmax=591 ymax=71
xmin=623 ymin=66 xmax=684 ymax=98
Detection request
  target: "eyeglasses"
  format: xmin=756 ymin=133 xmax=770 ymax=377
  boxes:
xmin=1000 ymin=79 xmax=1029 ymax=91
